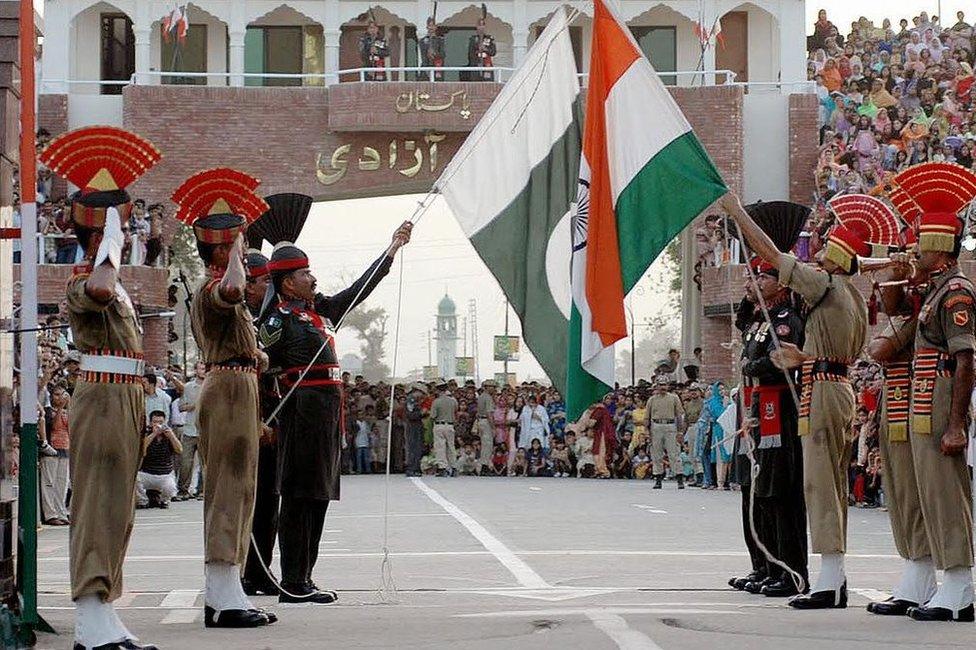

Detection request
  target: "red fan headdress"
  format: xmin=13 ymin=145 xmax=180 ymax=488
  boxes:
xmin=38 ymin=126 xmax=161 ymax=228
xmin=892 ymin=162 xmax=976 ymax=253
xmin=827 ymin=194 xmax=903 ymax=257
xmin=171 ymin=168 xmax=269 ymax=245
xmin=823 ymin=222 xmax=870 ymax=274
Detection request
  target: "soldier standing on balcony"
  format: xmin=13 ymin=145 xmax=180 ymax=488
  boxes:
xmin=173 ymin=168 xmax=276 ymax=629
xmin=721 ymin=191 xmax=868 ymax=610
xmin=467 ymin=4 xmax=497 ymax=81
xmin=359 ymin=12 xmax=389 ymax=82
xmin=420 ymin=14 xmax=446 ymax=81
xmin=40 ymin=126 xmax=162 ymax=650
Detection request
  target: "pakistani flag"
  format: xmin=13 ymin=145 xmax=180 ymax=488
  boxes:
xmin=566 ymin=0 xmax=727 ymax=421
xmin=437 ymin=8 xmax=581 ymax=392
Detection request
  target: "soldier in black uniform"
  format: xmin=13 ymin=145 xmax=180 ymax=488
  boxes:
xmin=466 ymin=5 xmax=497 ymax=81
xmin=359 ymin=17 xmax=389 ymax=81
xmin=257 ymin=221 xmax=412 ymax=603
xmin=734 ymin=257 xmax=809 ymax=598
xmin=420 ymin=16 xmax=445 ymax=81
xmin=240 ymin=248 xmax=282 ymax=597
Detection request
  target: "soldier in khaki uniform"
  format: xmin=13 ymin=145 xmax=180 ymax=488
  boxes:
xmin=430 ymin=383 xmax=459 ymax=475
xmin=173 ymin=169 xmax=275 ymax=628
xmin=723 ymin=192 xmax=868 ymax=609
xmin=644 ymin=377 xmax=685 ymax=489
xmin=681 ymin=386 xmax=704 ymax=484
xmin=39 ymin=126 xmax=162 ymax=650
xmin=475 ymin=381 xmax=497 ymax=472
xmin=882 ymin=163 xmax=976 ymax=622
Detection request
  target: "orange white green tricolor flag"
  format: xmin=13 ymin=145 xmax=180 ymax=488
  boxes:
xmin=566 ymin=0 xmax=727 ymax=421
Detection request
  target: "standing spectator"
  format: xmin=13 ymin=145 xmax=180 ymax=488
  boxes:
xmin=128 ymin=199 xmax=149 ymax=265
xmin=353 ymin=408 xmax=372 ymax=474
xmin=144 ymin=203 xmax=165 ymax=266
xmin=404 ymin=384 xmax=427 ymax=477
xmin=176 ymin=362 xmax=205 ymax=500
xmin=546 ymin=390 xmax=567 ymax=441
xmin=518 ymin=394 xmax=550 ymax=451
xmin=136 ymin=410 xmax=182 ymax=508
xmin=142 ymin=371 xmax=172 ymax=426
xmin=40 ymin=385 xmax=71 ymax=525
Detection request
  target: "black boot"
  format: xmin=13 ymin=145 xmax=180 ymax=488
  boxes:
xmin=278 ymin=582 xmax=338 ymax=604
xmin=729 ymin=570 xmax=765 ymax=591
xmin=788 ymin=581 xmax=847 ymax=609
xmin=744 ymin=576 xmax=776 ymax=594
xmin=74 ymin=641 xmax=159 ymax=650
xmin=867 ymin=597 xmax=917 ymax=616
xmin=907 ymin=603 xmax=975 ymax=622
xmin=761 ymin=578 xmax=807 ymax=598
xmin=653 ymin=475 xmax=663 ymax=489
xmin=204 ymin=606 xmax=270 ymax=628
xmin=676 ymin=474 xmax=685 ymax=489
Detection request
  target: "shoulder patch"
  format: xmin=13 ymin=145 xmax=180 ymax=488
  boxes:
xmin=953 ymin=310 xmax=970 ymax=327
xmin=944 ymin=294 xmax=975 ymax=309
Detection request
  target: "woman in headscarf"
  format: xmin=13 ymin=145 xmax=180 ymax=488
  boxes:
xmin=837 ymin=56 xmax=852 ymax=81
xmin=588 ymin=398 xmax=616 ymax=478
xmin=869 ymin=79 xmax=898 ymax=110
xmin=821 ymin=58 xmax=843 ymax=93
xmin=809 ymin=48 xmax=828 ymax=74
xmin=695 ymin=382 xmax=728 ymax=490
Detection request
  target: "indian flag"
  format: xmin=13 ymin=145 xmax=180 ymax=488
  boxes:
xmin=567 ymin=0 xmax=727 ymax=420
xmin=437 ymin=8 xmax=581 ymax=391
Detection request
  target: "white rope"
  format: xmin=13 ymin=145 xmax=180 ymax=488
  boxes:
xmin=379 ymin=249 xmax=407 ymax=603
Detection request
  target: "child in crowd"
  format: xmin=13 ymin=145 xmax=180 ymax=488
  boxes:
xmin=526 ymin=438 xmax=550 ymax=477
xmin=456 ymin=443 xmax=479 ymax=476
xmin=491 ymin=443 xmax=508 ymax=476
xmin=510 ymin=448 xmax=527 ymax=477
xmin=549 ymin=438 xmax=571 ymax=477
xmin=632 ymin=446 xmax=652 ymax=480
xmin=354 ymin=409 xmax=372 ymax=474
xmin=574 ymin=429 xmax=595 ymax=478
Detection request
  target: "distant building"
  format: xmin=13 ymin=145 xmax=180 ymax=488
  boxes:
xmin=436 ymin=293 xmax=458 ymax=379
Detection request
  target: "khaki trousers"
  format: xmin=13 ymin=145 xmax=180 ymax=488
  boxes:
xmin=879 ymin=403 xmax=930 ymax=560
xmin=432 ymin=423 xmax=456 ymax=471
xmin=910 ymin=376 xmax=974 ymax=570
xmin=650 ymin=422 xmax=681 ymax=476
xmin=801 ymin=381 xmax=853 ymax=554
xmin=476 ymin=418 xmax=494 ymax=469
xmin=69 ymin=381 xmax=144 ymax=601
xmin=197 ymin=370 xmax=259 ymax=566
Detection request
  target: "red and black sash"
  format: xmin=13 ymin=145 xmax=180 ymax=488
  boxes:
xmin=884 ymin=362 xmax=911 ymax=442
xmin=798 ymin=358 xmax=850 ymax=436
xmin=911 ymin=348 xmax=955 ymax=435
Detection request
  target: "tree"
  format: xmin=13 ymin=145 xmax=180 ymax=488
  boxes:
xmin=343 ymin=305 xmax=391 ymax=381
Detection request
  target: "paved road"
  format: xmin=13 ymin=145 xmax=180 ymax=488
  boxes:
xmin=35 ymin=476 xmax=975 ymax=648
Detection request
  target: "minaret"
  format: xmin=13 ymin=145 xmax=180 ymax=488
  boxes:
xmin=436 ymin=292 xmax=458 ymax=379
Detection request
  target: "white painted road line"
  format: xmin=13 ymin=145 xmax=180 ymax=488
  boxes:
xmin=159 ymin=589 xmax=199 ymax=609
xmin=851 ymin=587 xmax=891 ymax=602
xmin=161 ymin=609 xmax=200 ymax=624
xmin=410 ymin=477 xmax=550 ymax=589
xmin=586 ymin=611 xmax=664 ymax=650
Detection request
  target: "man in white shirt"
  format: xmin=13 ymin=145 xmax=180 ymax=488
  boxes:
xmin=143 ymin=371 xmax=172 ymax=426
xmin=176 ymin=362 xmax=206 ymax=500
xmin=519 ymin=394 xmax=550 ymax=451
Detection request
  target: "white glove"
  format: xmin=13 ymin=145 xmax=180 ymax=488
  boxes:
xmin=94 ymin=206 xmax=124 ymax=269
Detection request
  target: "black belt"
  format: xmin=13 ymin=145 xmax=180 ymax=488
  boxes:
xmin=435 ymin=421 xmax=453 ymax=425
xmin=208 ymin=356 xmax=256 ymax=369
xmin=810 ymin=359 xmax=849 ymax=378
xmin=652 ymin=419 xmax=675 ymax=424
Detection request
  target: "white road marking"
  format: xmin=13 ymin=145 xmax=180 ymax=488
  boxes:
xmin=632 ymin=505 xmax=668 ymax=514
xmin=114 ymin=592 xmax=137 ymax=608
xmin=851 ymin=587 xmax=890 ymax=602
xmin=161 ymin=609 xmax=200 ymax=624
xmin=409 ymin=477 xmax=549 ymax=589
xmin=586 ymin=610 xmax=664 ymax=650
xmin=159 ymin=589 xmax=199 ymax=609
xmin=458 ymin=607 xmax=741 ymax=618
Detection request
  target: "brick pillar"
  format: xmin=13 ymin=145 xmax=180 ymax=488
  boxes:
xmin=789 ymin=93 xmax=819 ymax=205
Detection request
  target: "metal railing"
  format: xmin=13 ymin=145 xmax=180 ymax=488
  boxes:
xmin=42 ymin=67 xmax=750 ymax=90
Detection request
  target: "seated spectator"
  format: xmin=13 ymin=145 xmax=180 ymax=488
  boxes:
xmin=574 ymin=429 xmax=596 ymax=478
xmin=510 ymin=447 xmax=527 ymax=477
xmin=632 ymin=446 xmax=652 ymax=480
xmin=136 ymin=410 xmax=182 ymax=509
xmin=456 ymin=443 xmax=479 ymax=476
xmin=491 ymin=443 xmax=508 ymax=476
xmin=549 ymin=438 xmax=571 ymax=477
xmin=526 ymin=438 xmax=550 ymax=477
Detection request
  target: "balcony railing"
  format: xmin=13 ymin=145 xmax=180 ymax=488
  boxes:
xmin=27 ymin=232 xmax=166 ymax=267
xmin=42 ymin=67 xmax=757 ymax=91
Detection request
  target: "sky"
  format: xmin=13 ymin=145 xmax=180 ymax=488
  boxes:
xmin=295 ymin=195 xmax=676 ymax=384
xmin=804 ymin=1 xmax=972 ymax=32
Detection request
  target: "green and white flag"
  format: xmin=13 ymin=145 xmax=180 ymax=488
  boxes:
xmin=437 ymin=8 xmax=581 ymax=392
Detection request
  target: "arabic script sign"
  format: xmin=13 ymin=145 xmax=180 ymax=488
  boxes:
xmin=315 ymin=133 xmax=447 ymax=186
xmin=394 ymin=90 xmax=471 ymax=119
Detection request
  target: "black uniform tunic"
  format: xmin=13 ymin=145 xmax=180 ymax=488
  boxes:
xmin=258 ymin=254 xmax=392 ymax=501
xmin=737 ymin=295 xmax=808 ymax=581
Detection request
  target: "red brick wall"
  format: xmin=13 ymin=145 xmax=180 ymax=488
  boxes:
xmin=672 ymin=85 xmax=744 ymax=195
xmin=789 ymin=93 xmax=819 ymax=205
xmin=38 ymin=93 xmax=69 ymax=200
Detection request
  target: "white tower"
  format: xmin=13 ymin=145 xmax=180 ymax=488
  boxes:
xmin=436 ymin=293 xmax=458 ymax=379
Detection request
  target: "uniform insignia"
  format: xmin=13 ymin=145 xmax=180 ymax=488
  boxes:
xmin=945 ymin=294 xmax=974 ymax=309
xmin=764 ymin=403 xmax=775 ymax=419
xmin=267 ymin=315 xmax=281 ymax=328
xmin=777 ymin=310 xmax=789 ymax=319
xmin=893 ymin=386 xmax=902 ymax=400
xmin=953 ymin=310 xmax=970 ymax=327
xmin=258 ymin=322 xmax=282 ymax=347
xmin=775 ymin=324 xmax=791 ymax=336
